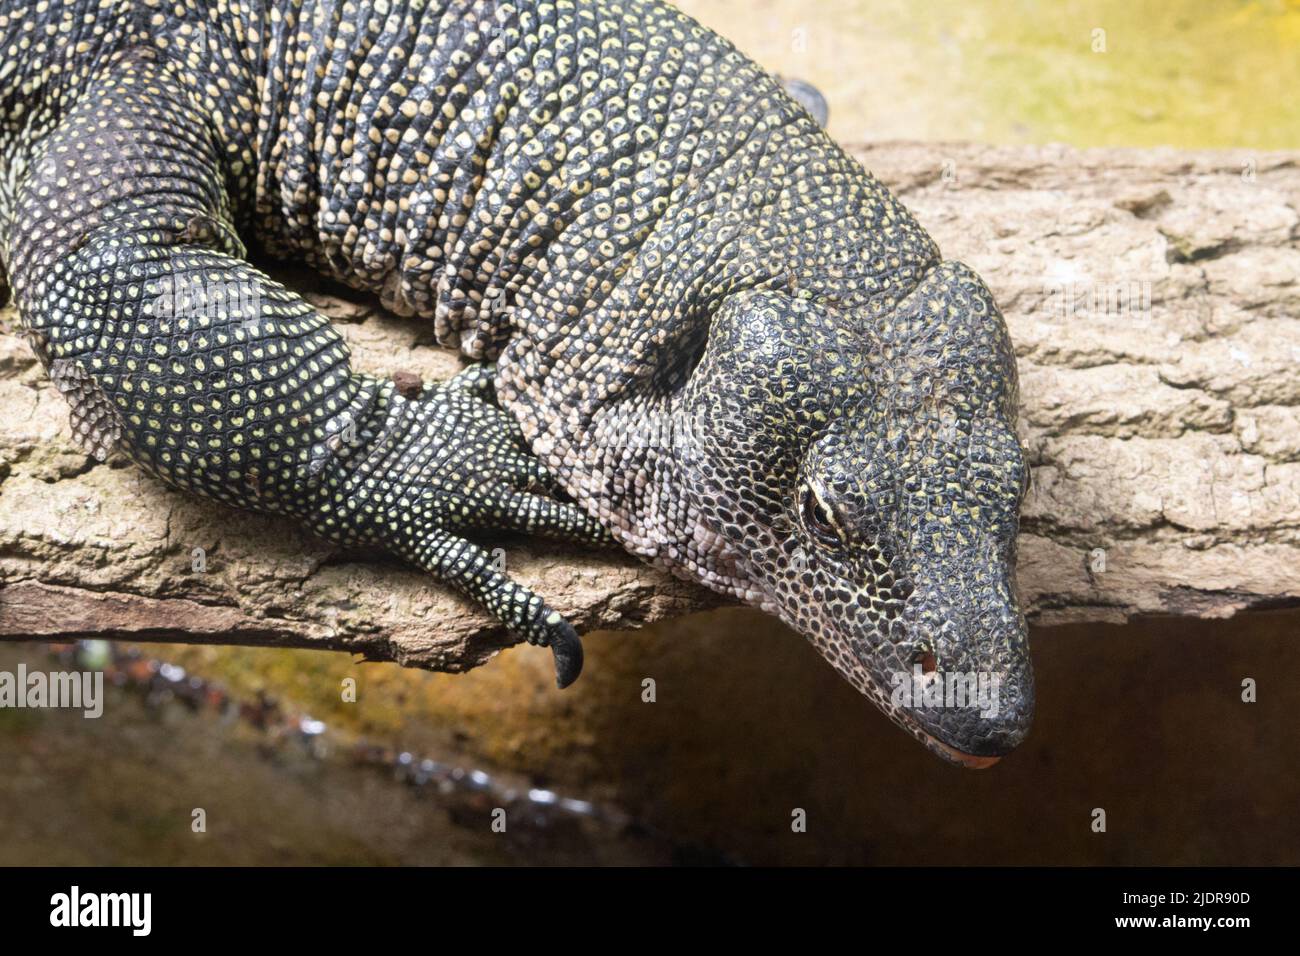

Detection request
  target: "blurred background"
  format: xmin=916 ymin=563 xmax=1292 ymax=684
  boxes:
xmin=2 ymin=0 xmax=1299 ymax=866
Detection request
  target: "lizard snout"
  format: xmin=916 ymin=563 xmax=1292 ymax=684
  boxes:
xmin=894 ymin=648 xmax=1035 ymax=768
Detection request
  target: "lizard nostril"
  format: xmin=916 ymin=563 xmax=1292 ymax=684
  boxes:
xmin=913 ymin=649 xmax=938 ymax=674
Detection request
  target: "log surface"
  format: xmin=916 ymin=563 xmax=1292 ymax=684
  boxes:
xmin=2 ymin=142 xmax=1297 ymax=668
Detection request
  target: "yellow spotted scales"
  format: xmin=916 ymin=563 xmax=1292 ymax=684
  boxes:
xmin=0 ymin=0 xmax=1033 ymax=762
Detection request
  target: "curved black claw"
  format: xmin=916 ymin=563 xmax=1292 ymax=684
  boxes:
xmin=548 ymin=620 xmax=585 ymax=689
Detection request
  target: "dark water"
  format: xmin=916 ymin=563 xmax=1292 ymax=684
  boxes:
xmin=2 ymin=606 xmax=1297 ymax=865
xmin=0 ymin=643 xmax=699 ymax=866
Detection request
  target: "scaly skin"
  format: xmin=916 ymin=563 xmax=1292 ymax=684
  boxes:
xmin=0 ymin=0 xmax=1034 ymax=763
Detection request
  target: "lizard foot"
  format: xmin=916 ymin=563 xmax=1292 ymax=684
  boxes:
xmin=405 ymin=530 xmax=587 ymax=688
xmin=310 ymin=366 xmax=609 ymax=686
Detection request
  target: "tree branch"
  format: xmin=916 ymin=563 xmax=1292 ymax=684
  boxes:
xmin=2 ymin=142 xmax=1297 ymax=668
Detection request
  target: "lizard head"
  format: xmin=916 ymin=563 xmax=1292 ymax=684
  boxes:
xmin=679 ymin=260 xmax=1033 ymax=767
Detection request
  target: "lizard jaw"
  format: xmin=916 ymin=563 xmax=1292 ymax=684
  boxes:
xmin=917 ymin=730 xmax=1003 ymax=769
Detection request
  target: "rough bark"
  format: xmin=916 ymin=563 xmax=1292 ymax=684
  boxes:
xmin=1 ymin=142 xmax=1297 ymax=669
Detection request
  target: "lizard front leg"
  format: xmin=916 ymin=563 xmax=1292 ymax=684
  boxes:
xmin=4 ymin=51 xmax=605 ymax=686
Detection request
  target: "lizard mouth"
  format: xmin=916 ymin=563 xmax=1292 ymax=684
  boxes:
xmin=896 ymin=709 xmax=1003 ymax=769
xmin=919 ymin=730 xmax=1003 ymax=769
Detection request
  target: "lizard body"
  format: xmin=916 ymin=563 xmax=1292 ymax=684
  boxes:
xmin=0 ymin=0 xmax=1033 ymax=764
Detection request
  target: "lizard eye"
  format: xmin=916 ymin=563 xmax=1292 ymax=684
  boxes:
xmin=801 ymin=486 xmax=840 ymax=546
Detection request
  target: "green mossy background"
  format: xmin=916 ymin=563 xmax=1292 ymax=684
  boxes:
xmin=678 ymin=0 xmax=1300 ymax=151
xmin=3 ymin=0 xmax=1298 ymax=865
